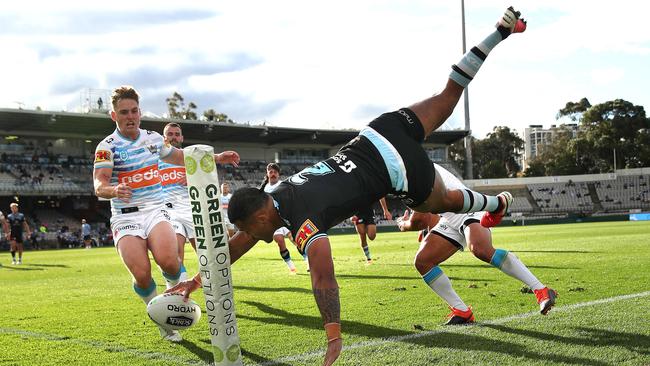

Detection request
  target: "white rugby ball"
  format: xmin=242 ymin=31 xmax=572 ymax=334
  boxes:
xmin=147 ymin=293 xmax=202 ymax=330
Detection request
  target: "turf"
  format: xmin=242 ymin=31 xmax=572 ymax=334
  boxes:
xmin=1 ymin=221 xmax=649 ymax=365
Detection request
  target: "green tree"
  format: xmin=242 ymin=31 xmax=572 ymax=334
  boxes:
xmin=472 ymin=126 xmax=523 ymax=178
xmin=203 ymin=109 xmax=234 ymax=123
xmin=557 ymin=97 xmax=591 ymax=121
xmin=165 ymin=92 xmax=198 ymax=120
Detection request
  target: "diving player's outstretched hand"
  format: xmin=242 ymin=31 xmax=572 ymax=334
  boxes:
xmin=323 ymin=338 xmax=342 ymax=366
xmin=216 ymin=151 xmax=240 ymax=166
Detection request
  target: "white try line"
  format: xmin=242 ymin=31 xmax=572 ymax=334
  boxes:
xmin=259 ymin=290 xmax=650 ymax=366
xmin=2 ymin=290 xmax=649 ymax=366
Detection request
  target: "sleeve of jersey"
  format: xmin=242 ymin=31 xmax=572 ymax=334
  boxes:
xmin=293 ymin=218 xmax=328 ymax=254
xmin=157 ymin=133 xmax=174 ymax=159
xmin=93 ymin=141 xmax=114 ymax=170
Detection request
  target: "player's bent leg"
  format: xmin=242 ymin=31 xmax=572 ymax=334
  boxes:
xmin=117 ymin=236 xmax=153 ymax=290
xmin=415 ymin=234 xmax=473 ymax=325
xmin=366 ymin=224 xmax=377 ymax=241
xmin=408 ymin=80 xmax=465 ymax=137
xmin=148 ymin=221 xmax=181 ymax=288
xmin=465 ymin=223 xmax=495 ymax=263
xmin=275 ymin=234 xmax=297 ymax=273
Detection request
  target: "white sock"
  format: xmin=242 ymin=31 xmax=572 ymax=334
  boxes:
xmin=422 ymin=266 xmax=468 ymax=311
xmin=491 ymin=249 xmax=544 ymax=290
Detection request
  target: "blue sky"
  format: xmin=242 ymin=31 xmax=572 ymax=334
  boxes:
xmin=2 ymin=0 xmax=648 ymax=138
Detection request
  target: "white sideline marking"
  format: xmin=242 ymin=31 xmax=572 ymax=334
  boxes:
xmin=259 ymin=290 xmax=650 ymax=366
xmin=2 ymin=291 xmax=648 ymax=366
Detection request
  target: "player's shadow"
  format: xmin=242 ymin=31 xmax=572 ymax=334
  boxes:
xmin=483 ymin=324 xmax=650 ymax=356
xmin=2 ymin=265 xmax=44 ymax=271
xmin=239 ymin=301 xmax=608 ymax=365
xmin=234 ymin=285 xmax=312 ymax=294
xmin=441 ymin=263 xmax=576 ymax=270
xmin=24 ymin=263 xmax=70 ymax=268
xmin=187 ymin=338 xmax=292 ymax=366
xmin=338 ymin=273 xmax=495 ymax=282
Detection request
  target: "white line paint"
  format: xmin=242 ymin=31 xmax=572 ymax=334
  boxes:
xmin=2 ymin=291 xmax=649 ymax=366
xmin=259 ymin=290 xmax=650 ymax=366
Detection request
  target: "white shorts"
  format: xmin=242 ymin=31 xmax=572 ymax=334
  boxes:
xmin=168 ymin=206 xmax=195 ymax=241
xmin=110 ymin=208 xmax=172 ymax=247
xmin=429 ymin=212 xmax=484 ymax=251
xmin=274 ymin=227 xmax=291 ymax=237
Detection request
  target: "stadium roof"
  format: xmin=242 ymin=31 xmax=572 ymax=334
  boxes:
xmin=0 ymin=108 xmax=468 ymax=146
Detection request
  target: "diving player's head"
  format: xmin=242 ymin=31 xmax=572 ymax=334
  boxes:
xmin=266 ymin=163 xmax=281 ymax=184
xmin=228 ymin=187 xmax=279 ymax=243
xmin=163 ymin=122 xmax=184 ymax=148
xmin=110 ymin=86 xmax=141 ymax=139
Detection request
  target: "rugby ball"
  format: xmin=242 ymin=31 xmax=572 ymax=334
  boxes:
xmin=147 ymin=293 xmax=202 ymax=330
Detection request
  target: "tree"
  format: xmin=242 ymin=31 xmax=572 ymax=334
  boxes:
xmin=557 ymin=97 xmax=591 ymax=121
xmin=165 ymin=92 xmax=198 ymax=120
xmin=472 ymin=126 xmax=523 ymax=178
xmin=203 ymin=109 xmax=234 ymax=123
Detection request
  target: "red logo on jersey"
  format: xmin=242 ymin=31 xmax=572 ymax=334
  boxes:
xmin=295 ymin=219 xmax=319 ymax=251
xmin=159 ymin=166 xmax=186 ymax=186
xmin=94 ymin=150 xmax=111 ymax=164
xmin=118 ymin=164 xmax=161 ymax=189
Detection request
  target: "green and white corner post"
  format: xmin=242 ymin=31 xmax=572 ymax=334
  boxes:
xmin=184 ymin=145 xmax=242 ymax=365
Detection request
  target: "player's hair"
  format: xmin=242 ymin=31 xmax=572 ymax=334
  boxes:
xmin=9 ymin=203 xmax=18 ymax=208
xmin=111 ymin=86 xmax=140 ymax=110
xmin=228 ymin=187 xmax=269 ymax=224
xmin=266 ymin=163 xmax=280 ymax=173
xmin=163 ymin=122 xmax=182 ymax=134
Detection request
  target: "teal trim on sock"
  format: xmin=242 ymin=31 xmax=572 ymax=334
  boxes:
xmin=162 ymin=269 xmax=181 ymax=281
xmin=179 ymin=263 xmax=187 ymax=274
xmin=490 ymin=249 xmax=509 ymax=269
xmin=133 ymin=279 xmax=156 ymax=297
xmin=422 ymin=266 xmax=443 ymax=284
xmin=450 ymin=71 xmax=471 ymax=88
xmin=280 ymin=249 xmax=291 ymax=262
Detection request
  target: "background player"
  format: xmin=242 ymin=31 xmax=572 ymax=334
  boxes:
xmin=220 ymin=182 xmax=236 ymax=237
xmin=7 ymin=203 xmax=31 ymax=265
xmin=397 ymin=164 xmax=557 ymax=325
xmin=169 ymin=8 xmax=527 ymax=365
xmin=351 ymin=197 xmax=391 ymax=264
xmin=261 ymin=162 xmax=306 ymax=273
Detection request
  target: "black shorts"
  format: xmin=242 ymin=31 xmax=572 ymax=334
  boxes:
xmin=10 ymin=232 xmax=23 ymax=243
xmin=354 ymin=206 xmax=376 ymax=226
xmin=363 ymin=108 xmax=435 ymax=208
xmin=83 ymin=235 xmax=91 ymax=241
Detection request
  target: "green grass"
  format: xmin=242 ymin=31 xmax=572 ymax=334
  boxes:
xmin=1 ymin=221 xmax=650 ymax=365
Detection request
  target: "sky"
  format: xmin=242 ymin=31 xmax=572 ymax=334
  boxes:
xmin=2 ymin=0 xmax=649 ymax=138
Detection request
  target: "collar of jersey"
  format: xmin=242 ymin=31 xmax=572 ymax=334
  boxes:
xmin=114 ymin=128 xmax=141 ymax=143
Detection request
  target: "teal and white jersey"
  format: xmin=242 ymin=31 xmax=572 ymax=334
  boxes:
xmin=94 ymin=128 xmax=173 ymax=216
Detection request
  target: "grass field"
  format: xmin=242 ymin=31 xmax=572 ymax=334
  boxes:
xmin=1 ymin=221 xmax=650 ymax=365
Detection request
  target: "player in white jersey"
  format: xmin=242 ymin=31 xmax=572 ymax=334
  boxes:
xmin=261 ymin=163 xmax=306 ymax=273
xmin=159 ymin=122 xmax=195 ymax=283
xmin=93 ymin=86 xmax=240 ymax=342
xmin=397 ymin=164 xmax=557 ymax=324
xmin=220 ymin=182 xmax=236 ymax=237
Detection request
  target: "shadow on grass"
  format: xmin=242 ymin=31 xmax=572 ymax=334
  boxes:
xmin=189 ymin=338 xmax=293 ymax=365
xmin=239 ymin=301 xmax=607 ymax=365
xmin=23 ymin=263 xmax=70 ymax=268
xmin=2 ymin=265 xmax=44 ymax=271
xmin=234 ymin=285 xmax=312 ymax=294
xmin=484 ymin=324 xmax=650 ymax=356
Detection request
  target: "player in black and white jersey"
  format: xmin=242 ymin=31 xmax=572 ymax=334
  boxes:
xmin=7 ymin=203 xmax=31 ymax=265
xmin=169 ymin=7 xmax=527 ymax=365
xmin=351 ymin=197 xmax=391 ymax=264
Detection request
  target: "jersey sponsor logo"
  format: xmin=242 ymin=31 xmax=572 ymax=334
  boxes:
xmin=117 ymin=164 xmax=161 ymax=189
xmin=119 ymin=150 xmax=129 ymax=160
xmin=95 ymin=150 xmax=112 ymax=164
xmin=397 ymin=109 xmax=414 ymax=124
xmin=159 ymin=166 xmax=186 ymax=186
xmin=147 ymin=144 xmax=158 ymax=154
xmin=295 ymin=219 xmax=319 ymax=251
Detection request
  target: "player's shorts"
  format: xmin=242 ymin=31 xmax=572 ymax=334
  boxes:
xmin=110 ymin=207 xmax=172 ymax=247
xmin=83 ymin=234 xmax=91 ymax=241
xmin=167 ymin=205 xmax=196 ymax=241
xmin=361 ymin=108 xmax=435 ymax=208
xmin=273 ymin=227 xmax=291 ymax=238
xmin=9 ymin=231 xmax=23 ymax=243
xmin=354 ymin=206 xmax=376 ymax=226
xmin=427 ymin=212 xmax=484 ymax=251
